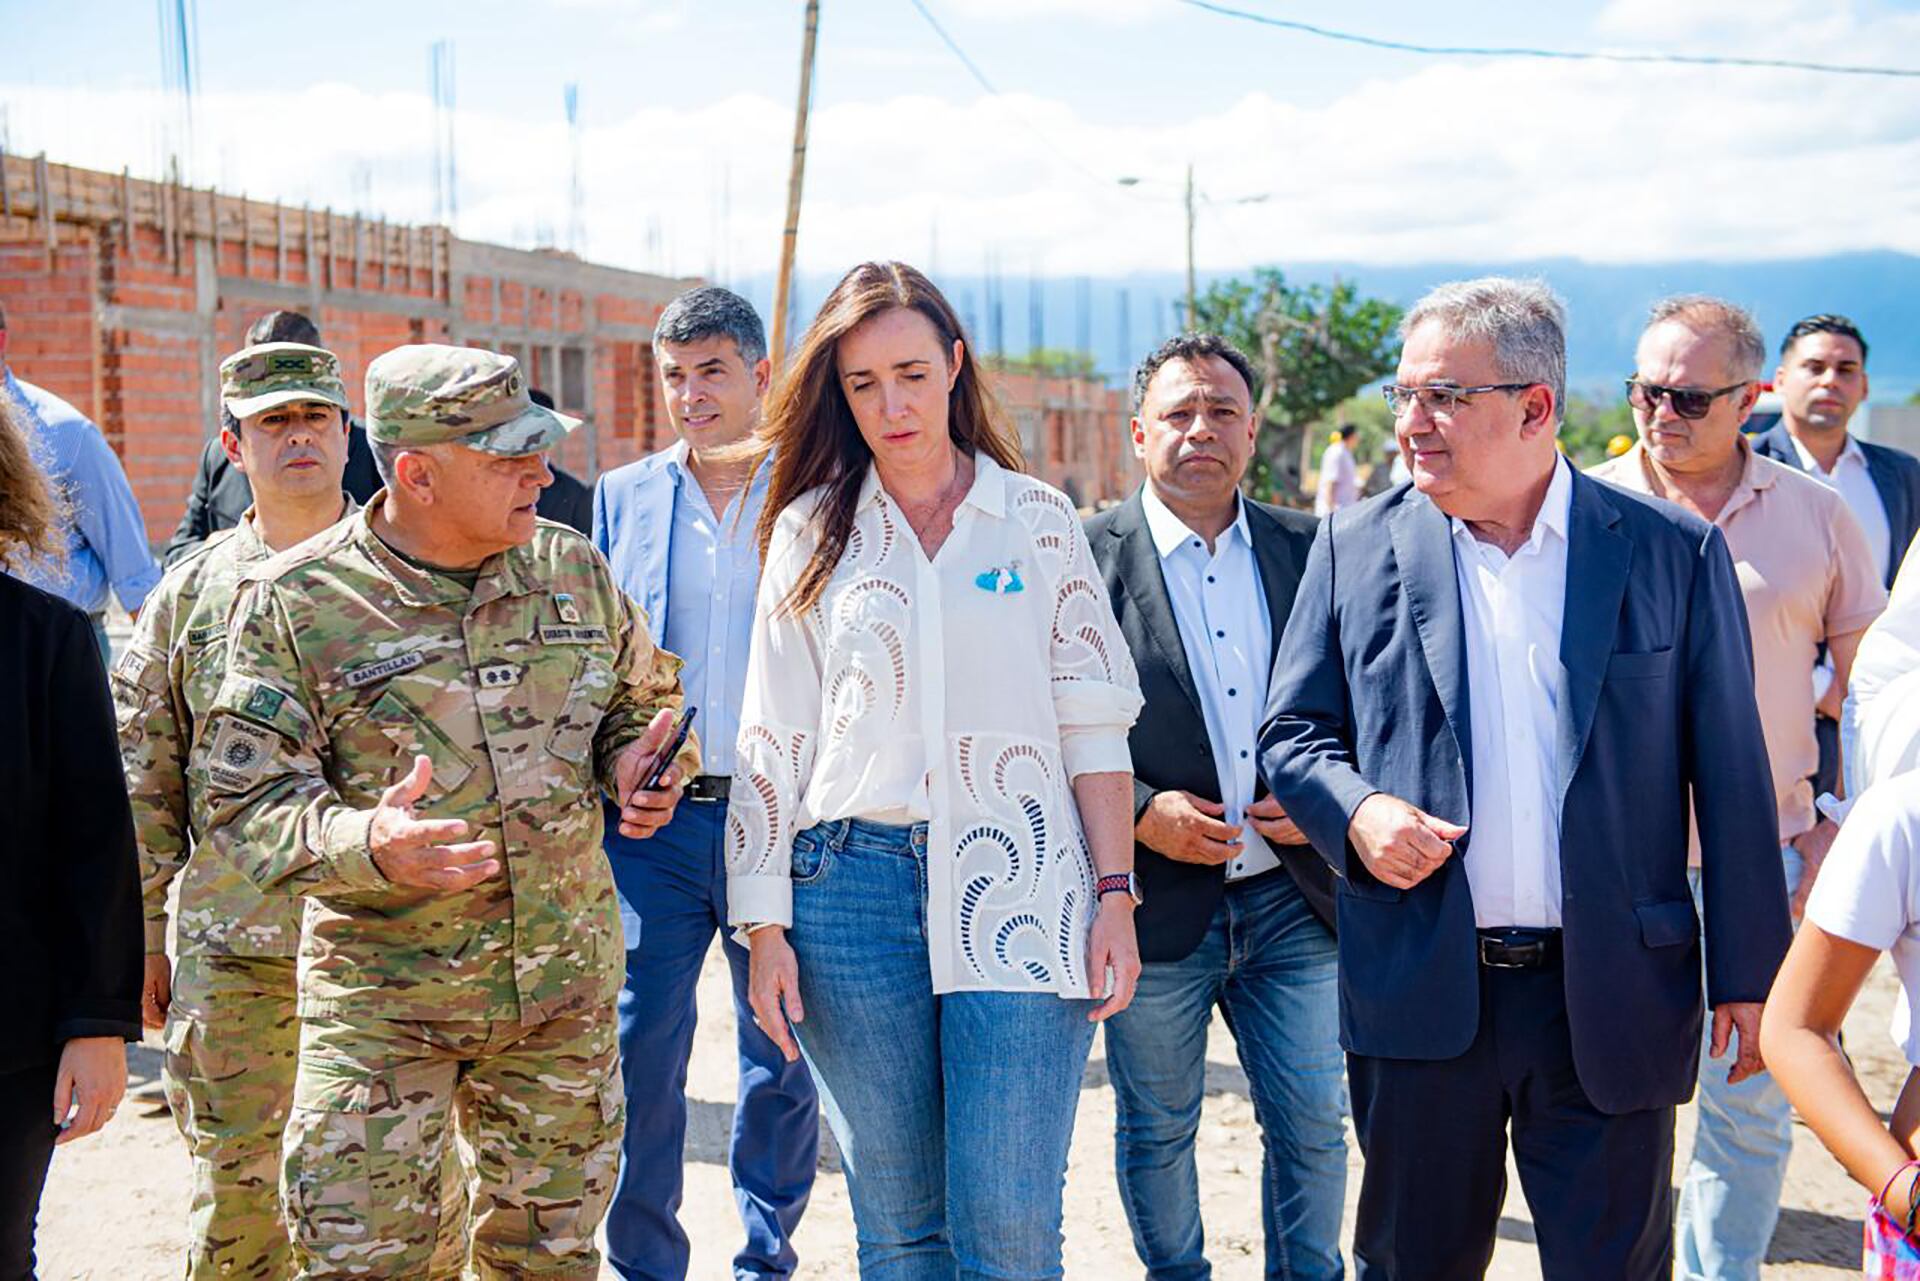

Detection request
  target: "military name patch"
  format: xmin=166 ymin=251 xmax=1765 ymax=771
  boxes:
xmin=186 ymin=623 xmax=226 ymax=648
xmin=342 ymin=652 xmax=426 ymax=689
xmin=205 ymin=717 xmax=277 ymax=793
xmin=538 ymin=624 xmax=609 ymax=645
xmin=478 ymin=661 xmax=523 ymax=689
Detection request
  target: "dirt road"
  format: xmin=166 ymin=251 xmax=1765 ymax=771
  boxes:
xmin=35 ymin=948 xmax=1897 ymax=1278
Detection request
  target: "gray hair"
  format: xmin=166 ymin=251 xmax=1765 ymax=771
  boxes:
xmin=1401 ymin=277 xmax=1567 ymax=422
xmin=370 ymin=438 xmax=404 ymax=490
xmin=654 ymin=286 xmax=767 ymax=366
xmin=1644 ymin=295 xmax=1767 ymax=382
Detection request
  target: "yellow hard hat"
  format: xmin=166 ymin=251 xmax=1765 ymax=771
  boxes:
xmin=1606 ymin=433 xmax=1633 ymax=458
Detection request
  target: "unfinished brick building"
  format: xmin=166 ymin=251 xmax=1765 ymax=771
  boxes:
xmin=995 ymin=368 xmax=1138 ymax=510
xmin=1 ymin=153 xmax=1138 ymax=547
xmin=0 ymin=152 xmax=696 ymax=544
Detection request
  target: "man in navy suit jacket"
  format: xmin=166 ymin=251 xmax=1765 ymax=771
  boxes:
xmin=1752 ymin=315 xmax=1920 ymax=592
xmin=1751 ymin=314 xmax=1920 ymax=802
xmin=1261 ymin=278 xmax=1791 ymax=1279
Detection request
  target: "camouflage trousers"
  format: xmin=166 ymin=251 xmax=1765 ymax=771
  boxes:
xmin=164 ymin=956 xmax=467 ymax=1280
xmin=163 ymin=954 xmax=302 ymax=1281
xmin=283 ymin=1003 xmax=623 ymax=1280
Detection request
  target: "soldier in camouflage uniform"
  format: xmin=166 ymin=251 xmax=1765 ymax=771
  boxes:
xmin=193 ymin=344 xmax=697 ymax=1280
xmin=115 ymin=343 xmax=361 ymax=1280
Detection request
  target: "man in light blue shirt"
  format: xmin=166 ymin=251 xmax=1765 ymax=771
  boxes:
xmin=593 ymin=286 xmax=817 ymax=1281
xmin=1 ymin=299 xmax=161 ymax=658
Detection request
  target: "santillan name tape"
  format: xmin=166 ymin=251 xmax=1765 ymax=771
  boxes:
xmin=342 ymin=651 xmax=427 ymax=689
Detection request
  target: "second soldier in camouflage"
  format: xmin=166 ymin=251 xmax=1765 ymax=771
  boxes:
xmin=194 ymin=344 xmax=696 ymax=1280
xmin=115 ymin=343 xmax=362 ymax=1280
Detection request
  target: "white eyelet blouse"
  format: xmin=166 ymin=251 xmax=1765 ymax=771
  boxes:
xmin=725 ymin=454 xmax=1144 ymax=997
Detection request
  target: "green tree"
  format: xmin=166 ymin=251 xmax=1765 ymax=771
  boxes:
xmin=1558 ymin=393 xmax=1636 ymax=468
xmin=1190 ymin=269 xmax=1402 ymax=504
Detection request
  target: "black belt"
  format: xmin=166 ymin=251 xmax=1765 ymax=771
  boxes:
xmin=686 ymin=774 xmax=730 ymax=803
xmin=1476 ymin=927 xmax=1562 ymax=969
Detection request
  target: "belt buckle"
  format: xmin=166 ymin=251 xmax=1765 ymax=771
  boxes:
xmin=1478 ymin=934 xmax=1542 ymax=969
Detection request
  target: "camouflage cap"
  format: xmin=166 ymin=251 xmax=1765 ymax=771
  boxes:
xmin=220 ymin=342 xmax=351 ymax=419
xmin=363 ymin=344 xmax=578 ymax=456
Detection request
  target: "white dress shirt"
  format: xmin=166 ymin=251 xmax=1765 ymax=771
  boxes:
xmin=1793 ymin=432 xmax=1893 ymax=586
xmin=1448 ymin=455 xmax=1573 ymax=929
xmin=1140 ymin=484 xmax=1277 ymax=880
xmin=726 ymin=455 xmax=1144 ymax=996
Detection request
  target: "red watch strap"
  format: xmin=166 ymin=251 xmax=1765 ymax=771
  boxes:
xmin=1096 ymin=873 xmax=1132 ymax=896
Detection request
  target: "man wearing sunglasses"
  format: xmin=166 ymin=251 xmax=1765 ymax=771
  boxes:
xmin=1592 ymin=295 xmax=1887 ymax=1281
xmin=1263 ymin=278 xmax=1788 ymax=1279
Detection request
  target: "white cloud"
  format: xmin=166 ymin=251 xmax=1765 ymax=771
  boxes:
xmin=4 ymin=1 xmax=1918 ymax=281
xmin=938 ymin=0 xmax=1173 ymax=22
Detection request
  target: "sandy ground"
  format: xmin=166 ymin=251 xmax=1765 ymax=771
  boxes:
xmin=32 ymin=940 xmax=1903 ymax=1280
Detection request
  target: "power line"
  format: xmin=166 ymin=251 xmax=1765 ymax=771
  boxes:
xmin=1179 ymin=0 xmax=1920 ymax=79
xmin=903 ymin=0 xmax=1166 ymax=198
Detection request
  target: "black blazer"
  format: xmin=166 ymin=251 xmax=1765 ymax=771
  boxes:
xmin=1260 ymin=474 xmax=1791 ymax=1116
xmin=1752 ymin=422 xmax=1920 ymax=589
xmin=163 ymin=426 xmax=381 ymax=565
xmin=0 ymin=573 xmax=142 ymax=1072
xmin=1087 ymin=489 xmax=1334 ymax=964
xmin=537 ymin=463 xmax=595 ymax=536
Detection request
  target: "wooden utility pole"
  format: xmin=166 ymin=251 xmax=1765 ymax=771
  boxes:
xmin=1183 ymin=161 xmax=1196 ymax=328
xmin=771 ymin=0 xmax=821 ymax=376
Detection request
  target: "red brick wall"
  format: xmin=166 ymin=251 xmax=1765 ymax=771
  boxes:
xmin=1 ymin=231 xmax=100 ymax=428
xmin=989 ymin=370 xmax=1138 ymax=508
xmin=5 ymin=210 xmax=687 ymax=543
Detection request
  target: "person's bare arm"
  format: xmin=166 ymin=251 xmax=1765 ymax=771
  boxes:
xmin=1076 ymin=770 xmax=1141 ymax=1023
xmin=1760 ymin=924 xmax=1917 ymax=1213
xmin=1818 ymin=627 xmax=1868 ymax=727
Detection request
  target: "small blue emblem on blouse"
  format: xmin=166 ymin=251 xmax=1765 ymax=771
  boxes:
xmin=974 ymin=560 xmax=1024 ymax=595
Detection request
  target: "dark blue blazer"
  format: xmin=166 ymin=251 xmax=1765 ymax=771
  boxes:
xmin=1259 ymin=471 xmax=1791 ymax=1115
xmin=1752 ymin=423 xmax=1920 ymax=589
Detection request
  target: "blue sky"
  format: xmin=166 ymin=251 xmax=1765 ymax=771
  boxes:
xmin=5 ymin=0 xmax=1919 ymax=278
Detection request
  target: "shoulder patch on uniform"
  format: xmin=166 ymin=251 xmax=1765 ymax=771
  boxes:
xmin=203 ymin=716 xmax=279 ymax=793
xmin=215 ymin=672 xmax=313 ymax=741
xmin=112 ymin=642 xmax=170 ymax=693
xmin=245 ymin=684 xmax=286 ymax=719
xmin=342 ymin=651 xmax=426 ymax=689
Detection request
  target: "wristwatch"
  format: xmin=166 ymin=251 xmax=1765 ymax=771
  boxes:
xmin=1096 ymin=872 xmax=1144 ymax=906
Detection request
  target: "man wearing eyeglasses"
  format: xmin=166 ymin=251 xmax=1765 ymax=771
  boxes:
xmin=1592 ymin=295 xmax=1886 ymax=1281
xmin=1263 ymin=277 xmax=1790 ymax=1279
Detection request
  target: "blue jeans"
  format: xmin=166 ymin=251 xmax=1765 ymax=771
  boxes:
xmin=1676 ymin=844 xmax=1802 ymax=1281
xmin=788 ymin=818 xmax=1100 ymax=1280
xmin=604 ymin=799 xmax=820 ymax=1281
xmin=1106 ymin=869 xmax=1346 ymax=1281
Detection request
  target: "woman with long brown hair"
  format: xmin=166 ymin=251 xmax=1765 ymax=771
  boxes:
xmin=0 ymin=387 xmax=142 ymax=1275
xmin=725 ymin=261 xmax=1143 ymax=1278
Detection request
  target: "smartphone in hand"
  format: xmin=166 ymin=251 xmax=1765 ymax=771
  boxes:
xmin=641 ymin=707 xmax=697 ymax=791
